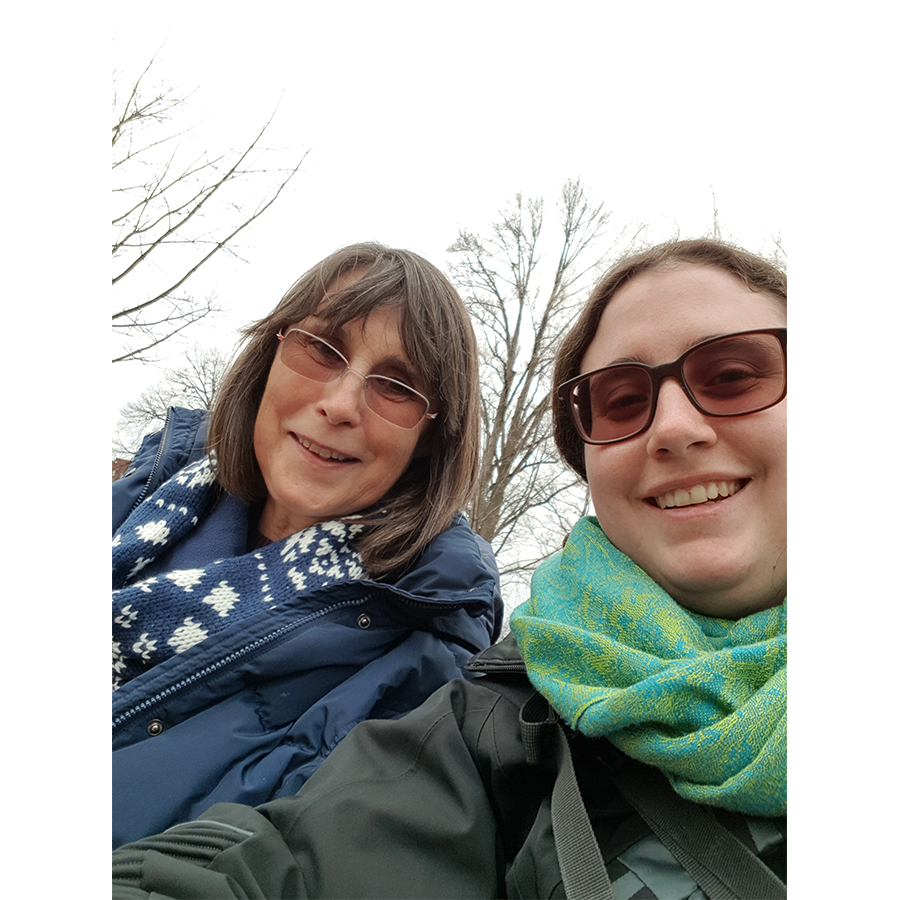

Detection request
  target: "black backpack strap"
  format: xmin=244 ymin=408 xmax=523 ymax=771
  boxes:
xmin=473 ymin=675 xmax=615 ymax=899
xmin=519 ymin=693 xmax=616 ymax=900
xmin=474 ymin=673 xmax=784 ymax=899
xmin=601 ymin=751 xmax=787 ymax=900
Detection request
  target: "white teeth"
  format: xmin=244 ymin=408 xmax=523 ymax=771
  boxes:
xmin=300 ymin=438 xmax=353 ymax=462
xmin=655 ymin=480 xmax=741 ymax=509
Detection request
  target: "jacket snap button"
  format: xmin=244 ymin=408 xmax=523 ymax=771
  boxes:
xmin=147 ymin=719 xmax=164 ymax=736
xmin=357 ymin=613 xmax=372 ymax=629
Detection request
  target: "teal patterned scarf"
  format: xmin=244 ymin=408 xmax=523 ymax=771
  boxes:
xmin=510 ymin=517 xmax=786 ymax=816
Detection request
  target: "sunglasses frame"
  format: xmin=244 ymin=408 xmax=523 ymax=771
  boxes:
xmin=558 ymin=327 xmax=787 ymax=445
xmin=276 ymin=327 xmax=437 ymax=430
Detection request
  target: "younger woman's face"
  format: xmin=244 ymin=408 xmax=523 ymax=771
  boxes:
xmin=581 ymin=264 xmax=787 ymax=618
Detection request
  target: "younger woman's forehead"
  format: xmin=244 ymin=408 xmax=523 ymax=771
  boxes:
xmin=583 ymin=265 xmax=786 ymax=369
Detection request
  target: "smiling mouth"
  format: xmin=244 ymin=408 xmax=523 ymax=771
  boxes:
xmin=297 ymin=436 xmax=358 ymax=462
xmin=652 ymin=480 xmax=747 ymax=510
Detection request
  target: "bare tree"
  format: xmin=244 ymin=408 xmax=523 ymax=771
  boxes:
xmin=764 ymin=233 xmax=787 ymax=270
xmin=448 ymin=179 xmax=618 ymax=607
xmin=709 ymin=188 xmax=786 ymax=269
xmin=113 ymin=345 xmax=231 ymax=457
xmin=112 ymin=53 xmax=307 ymax=363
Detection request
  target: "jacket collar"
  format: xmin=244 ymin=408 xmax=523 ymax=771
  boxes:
xmin=465 ymin=631 xmax=526 ymax=675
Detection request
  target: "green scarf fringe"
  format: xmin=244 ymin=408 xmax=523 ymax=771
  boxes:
xmin=510 ymin=517 xmax=786 ymax=816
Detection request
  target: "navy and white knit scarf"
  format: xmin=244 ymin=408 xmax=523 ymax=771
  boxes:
xmin=112 ymin=457 xmax=366 ymax=690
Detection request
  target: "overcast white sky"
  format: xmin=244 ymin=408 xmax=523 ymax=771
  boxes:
xmin=111 ymin=2 xmax=792 ymax=424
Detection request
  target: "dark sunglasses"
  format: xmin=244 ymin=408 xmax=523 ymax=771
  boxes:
xmin=559 ymin=327 xmax=787 ymax=445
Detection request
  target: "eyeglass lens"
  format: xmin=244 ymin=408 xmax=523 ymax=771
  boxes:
xmin=280 ymin=330 xmax=429 ymax=429
xmin=570 ymin=331 xmax=786 ymax=444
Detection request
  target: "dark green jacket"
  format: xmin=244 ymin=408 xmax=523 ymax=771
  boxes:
xmin=112 ymin=636 xmax=786 ymax=899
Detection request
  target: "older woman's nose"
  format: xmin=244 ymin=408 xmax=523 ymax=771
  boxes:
xmin=645 ymin=377 xmax=717 ymax=456
xmin=318 ymin=369 xmax=367 ymax=424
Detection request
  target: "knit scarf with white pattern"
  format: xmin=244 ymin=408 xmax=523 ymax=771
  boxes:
xmin=112 ymin=457 xmax=366 ymax=691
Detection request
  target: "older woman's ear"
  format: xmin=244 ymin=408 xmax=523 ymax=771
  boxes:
xmin=412 ymin=421 xmax=437 ymax=458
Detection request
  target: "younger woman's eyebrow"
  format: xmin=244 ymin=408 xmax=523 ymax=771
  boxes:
xmin=600 ymin=333 xmax=735 ymax=368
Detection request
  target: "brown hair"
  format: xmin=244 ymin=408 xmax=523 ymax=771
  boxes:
xmin=208 ymin=242 xmax=481 ymax=578
xmin=553 ymin=237 xmax=787 ymax=479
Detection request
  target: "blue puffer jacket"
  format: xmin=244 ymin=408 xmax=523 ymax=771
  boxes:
xmin=112 ymin=408 xmax=502 ymax=849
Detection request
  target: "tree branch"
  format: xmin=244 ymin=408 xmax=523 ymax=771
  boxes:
xmin=112 ymin=54 xmax=308 ymax=362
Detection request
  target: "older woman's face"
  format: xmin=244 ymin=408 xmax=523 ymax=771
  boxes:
xmin=254 ymin=297 xmax=431 ymax=543
xmin=580 ymin=264 xmax=787 ymax=618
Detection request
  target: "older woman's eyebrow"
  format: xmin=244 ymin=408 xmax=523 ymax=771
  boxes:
xmin=377 ymin=356 xmax=424 ymax=388
xmin=301 ymin=315 xmax=421 ymax=381
xmin=300 ymin=314 xmax=340 ymax=336
xmin=297 ymin=318 xmax=358 ymax=348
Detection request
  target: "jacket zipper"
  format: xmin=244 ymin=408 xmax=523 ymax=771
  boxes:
xmin=127 ymin=406 xmax=173 ymax=520
xmin=113 ymin=593 xmax=376 ymax=730
xmin=470 ymin=659 xmax=528 ymax=675
xmin=113 ymin=585 xmax=481 ymax=731
xmin=465 ymin=646 xmax=528 ymax=676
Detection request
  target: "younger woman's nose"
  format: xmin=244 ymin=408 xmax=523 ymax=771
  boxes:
xmin=645 ymin=378 xmax=718 ymax=456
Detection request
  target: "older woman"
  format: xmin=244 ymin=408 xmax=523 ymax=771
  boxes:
xmin=111 ymin=243 xmax=502 ymax=848
xmin=112 ymin=238 xmax=786 ymax=899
